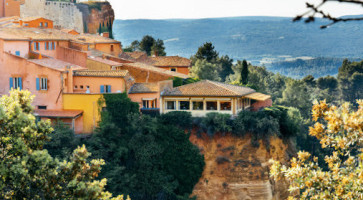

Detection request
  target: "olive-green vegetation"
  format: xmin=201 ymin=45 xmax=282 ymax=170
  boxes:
xmin=124 ymin=36 xmax=166 ymax=56
xmin=46 ymin=93 xmax=205 ymax=200
xmin=0 ymin=90 xmax=125 ymax=199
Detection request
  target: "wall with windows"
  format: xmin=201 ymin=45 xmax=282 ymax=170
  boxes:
xmin=32 ymin=41 xmax=58 ymax=58
xmin=72 ymin=76 xmax=126 ymax=94
xmin=128 ymin=93 xmax=159 ymax=110
xmin=93 ymin=43 xmax=122 ymax=56
xmin=161 ymin=97 xmax=238 ymax=117
xmin=2 ymin=40 xmax=29 ymax=58
xmin=20 ymin=18 xmax=54 ymax=29
xmin=0 ymin=0 xmax=20 ymax=17
xmin=0 ymin=52 xmax=64 ymax=110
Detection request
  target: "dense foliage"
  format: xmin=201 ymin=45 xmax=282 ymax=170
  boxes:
xmin=124 ymin=35 xmax=166 ymax=56
xmin=270 ymin=100 xmax=363 ymax=199
xmin=46 ymin=93 xmax=205 ymax=200
xmin=0 ymin=90 xmax=124 ymax=199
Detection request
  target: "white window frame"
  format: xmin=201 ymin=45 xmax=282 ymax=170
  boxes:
xmin=13 ymin=77 xmax=21 ymax=89
xmin=40 ymin=78 xmax=48 ymax=90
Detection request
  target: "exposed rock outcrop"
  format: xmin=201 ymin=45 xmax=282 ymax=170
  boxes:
xmin=190 ymin=133 xmax=294 ymax=200
xmin=77 ymin=1 xmax=114 ymax=34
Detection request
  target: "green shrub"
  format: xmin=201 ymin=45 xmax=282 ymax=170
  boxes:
xmin=158 ymin=111 xmax=193 ymax=130
xmin=201 ymin=112 xmax=232 ymax=137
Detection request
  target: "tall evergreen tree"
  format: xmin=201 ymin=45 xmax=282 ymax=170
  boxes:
xmin=193 ymin=42 xmax=219 ymax=63
xmin=98 ymin=23 xmax=102 ymax=35
xmin=139 ymin=35 xmax=156 ymax=56
xmin=241 ymin=60 xmax=249 ymax=85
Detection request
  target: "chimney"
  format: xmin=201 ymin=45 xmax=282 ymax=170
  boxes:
xmin=102 ymin=32 xmax=109 ymax=38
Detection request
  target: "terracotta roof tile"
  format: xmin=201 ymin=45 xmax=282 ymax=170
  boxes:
xmin=29 ymin=58 xmax=85 ymax=71
xmin=21 ymin=16 xmax=50 ymax=22
xmin=128 ymin=83 xmax=159 ymax=94
xmin=73 ymin=70 xmax=129 ymax=77
xmin=150 ymin=56 xmax=191 ymax=67
xmin=88 ymin=56 xmax=123 ymax=66
xmin=125 ymin=51 xmax=147 ymax=59
xmin=0 ymin=27 xmax=119 ymax=44
xmin=123 ymin=62 xmax=189 ymax=79
xmin=34 ymin=110 xmax=83 ymax=118
xmin=162 ymin=80 xmax=256 ymax=97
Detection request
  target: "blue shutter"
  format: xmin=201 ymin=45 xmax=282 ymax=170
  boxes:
xmin=9 ymin=77 xmax=13 ymax=90
xmin=49 ymin=42 xmax=52 ymax=50
xmin=53 ymin=42 xmax=56 ymax=50
xmin=15 ymin=51 xmax=20 ymax=56
xmin=107 ymin=85 xmax=111 ymax=93
xmin=19 ymin=77 xmax=22 ymax=90
xmin=100 ymin=85 xmax=104 ymax=93
xmin=36 ymin=78 xmax=40 ymax=90
xmin=45 ymin=42 xmax=47 ymax=50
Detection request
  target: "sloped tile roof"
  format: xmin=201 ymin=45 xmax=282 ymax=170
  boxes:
xmin=150 ymin=56 xmax=191 ymax=67
xmin=29 ymin=58 xmax=85 ymax=71
xmin=162 ymin=80 xmax=256 ymax=97
xmin=128 ymin=83 xmax=159 ymax=94
xmin=123 ymin=62 xmax=189 ymax=79
xmin=0 ymin=27 xmax=119 ymax=44
xmin=73 ymin=70 xmax=129 ymax=77
xmin=88 ymin=56 xmax=123 ymax=66
xmin=125 ymin=51 xmax=147 ymax=59
xmin=34 ymin=109 xmax=83 ymax=118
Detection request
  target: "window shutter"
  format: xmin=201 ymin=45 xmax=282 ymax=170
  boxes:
xmin=36 ymin=78 xmax=40 ymax=90
xmin=19 ymin=77 xmax=22 ymax=90
xmin=100 ymin=85 xmax=104 ymax=93
xmin=107 ymin=85 xmax=111 ymax=93
xmin=9 ymin=77 xmax=13 ymax=90
xmin=15 ymin=51 xmax=20 ymax=56
xmin=53 ymin=42 xmax=56 ymax=50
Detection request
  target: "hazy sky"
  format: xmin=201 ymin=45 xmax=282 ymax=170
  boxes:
xmin=108 ymin=0 xmax=363 ymax=20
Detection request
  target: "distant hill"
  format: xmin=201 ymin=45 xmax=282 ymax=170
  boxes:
xmin=113 ymin=16 xmax=363 ymax=77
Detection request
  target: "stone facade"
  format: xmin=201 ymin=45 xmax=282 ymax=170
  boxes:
xmin=20 ymin=0 xmax=84 ymax=33
xmin=0 ymin=0 xmax=21 ymax=17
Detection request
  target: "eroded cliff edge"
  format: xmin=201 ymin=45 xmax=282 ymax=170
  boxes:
xmin=190 ymin=133 xmax=294 ymax=200
xmin=76 ymin=1 xmax=115 ymax=34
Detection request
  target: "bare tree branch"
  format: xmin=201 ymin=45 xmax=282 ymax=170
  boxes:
xmin=294 ymin=0 xmax=363 ymax=28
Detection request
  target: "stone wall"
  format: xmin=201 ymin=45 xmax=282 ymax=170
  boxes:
xmin=20 ymin=0 xmax=84 ymax=33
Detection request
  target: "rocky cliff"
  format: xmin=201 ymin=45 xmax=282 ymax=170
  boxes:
xmin=190 ymin=133 xmax=294 ymax=200
xmin=76 ymin=1 xmax=114 ymax=34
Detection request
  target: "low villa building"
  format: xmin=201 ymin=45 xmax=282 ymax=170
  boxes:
xmin=160 ymin=80 xmax=272 ymax=117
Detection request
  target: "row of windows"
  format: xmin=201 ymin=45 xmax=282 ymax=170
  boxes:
xmin=9 ymin=77 xmax=48 ymax=91
xmin=166 ymin=101 xmax=232 ymax=111
xmin=33 ymin=42 xmax=56 ymax=51
xmin=39 ymin=22 xmax=49 ymax=27
xmin=142 ymin=100 xmax=157 ymax=109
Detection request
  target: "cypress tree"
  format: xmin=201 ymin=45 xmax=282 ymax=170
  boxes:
xmin=241 ymin=59 xmax=249 ymax=85
xmin=98 ymin=23 xmax=102 ymax=35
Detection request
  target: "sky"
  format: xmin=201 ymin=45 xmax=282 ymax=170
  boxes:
xmin=108 ymin=0 xmax=363 ymax=20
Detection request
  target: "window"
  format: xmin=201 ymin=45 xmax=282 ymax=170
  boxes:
xmin=52 ymin=42 xmax=56 ymax=50
xmin=171 ymin=68 xmax=176 ymax=72
xmin=80 ymin=85 xmax=84 ymax=89
xmin=193 ymin=101 xmax=204 ymax=110
xmin=206 ymin=101 xmax=217 ymax=110
xmin=243 ymin=98 xmax=251 ymax=108
xmin=100 ymin=85 xmax=111 ymax=93
xmin=166 ymin=101 xmax=175 ymax=110
xmin=220 ymin=101 xmax=232 ymax=111
xmin=38 ymin=106 xmax=47 ymax=110
xmin=74 ymin=85 xmax=78 ymax=89
xmin=34 ymin=42 xmax=40 ymax=51
xmin=143 ymin=100 xmax=149 ymax=108
xmin=44 ymin=22 xmax=48 ymax=27
xmin=40 ymin=78 xmax=48 ymax=90
xmin=10 ymin=77 xmax=22 ymax=90
xmin=39 ymin=22 xmax=43 ymax=27
xmin=45 ymin=42 xmax=48 ymax=50
xmin=15 ymin=51 xmax=20 ymax=56
xmin=179 ymin=101 xmax=190 ymax=110
xmin=110 ymin=45 xmax=114 ymax=52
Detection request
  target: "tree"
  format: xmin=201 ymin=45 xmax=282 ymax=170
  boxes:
xmin=270 ymin=100 xmax=363 ymax=199
xmin=294 ymin=0 xmax=363 ymax=28
xmin=189 ymin=59 xmax=221 ymax=81
xmin=240 ymin=60 xmax=249 ymax=85
xmin=302 ymin=75 xmax=316 ymax=88
xmin=139 ymin=35 xmax=156 ymax=56
xmin=192 ymin=42 xmax=219 ymax=63
xmin=98 ymin=23 xmax=102 ymax=35
xmin=316 ymin=75 xmax=338 ymax=91
xmin=0 ymin=90 xmax=125 ymax=199
xmin=217 ymin=55 xmax=233 ymax=81
xmin=338 ymin=59 xmax=363 ymax=104
xmin=151 ymin=39 xmax=166 ymax=56
xmin=130 ymin=40 xmax=140 ymax=51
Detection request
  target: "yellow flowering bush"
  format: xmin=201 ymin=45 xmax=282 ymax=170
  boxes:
xmin=270 ymin=100 xmax=363 ymax=199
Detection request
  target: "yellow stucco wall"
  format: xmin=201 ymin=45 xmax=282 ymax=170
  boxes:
xmin=63 ymin=93 xmax=103 ymax=134
xmin=86 ymin=58 xmax=112 ymax=71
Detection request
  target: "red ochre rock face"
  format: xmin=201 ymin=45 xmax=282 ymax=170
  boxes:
xmin=189 ymin=132 xmax=293 ymax=200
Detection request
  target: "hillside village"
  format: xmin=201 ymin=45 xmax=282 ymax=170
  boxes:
xmin=0 ymin=3 xmax=271 ymax=134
